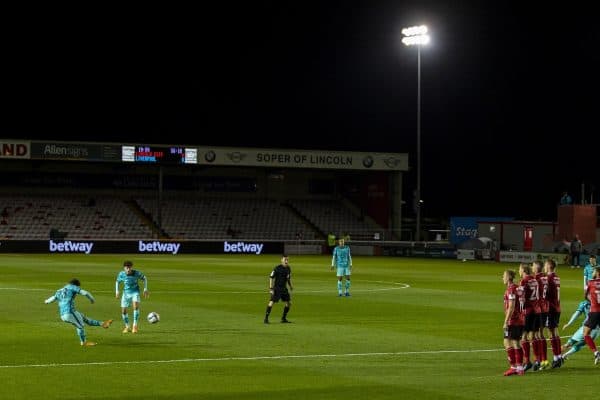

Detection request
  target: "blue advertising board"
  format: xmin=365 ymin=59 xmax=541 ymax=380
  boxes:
xmin=450 ymin=216 xmax=513 ymax=245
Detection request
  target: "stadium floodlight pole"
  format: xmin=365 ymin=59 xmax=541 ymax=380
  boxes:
xmin=402 ymin=25 xmax=430 ymax=241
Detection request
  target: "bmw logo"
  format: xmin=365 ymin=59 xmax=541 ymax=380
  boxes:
xmin=205 ymin=150 xmax=216 ymax=163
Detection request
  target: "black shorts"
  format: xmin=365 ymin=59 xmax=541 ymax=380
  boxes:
xmin=584 ymin=312 xmax=600 ymax=330
xmin=504 ymin=325 xmax=524 ymax=341
xmin=547 ymin=311 xmax=560 ymax=329
xmin=524 ymin=313 xmax=539 ymax=332
xmin=270 ymin=289 xmax=290 ymax=303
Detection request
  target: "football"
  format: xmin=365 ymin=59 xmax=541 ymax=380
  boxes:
xmin=147 ymin=311 xmax=160 ymax=324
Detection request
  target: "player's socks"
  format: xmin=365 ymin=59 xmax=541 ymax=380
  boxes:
xmin=506 ymin=348 xmax=516 ymax=366
xmin=584 ymin=335 xmax=598 ymax=352
xmin=265 ymin=305 xmax=272 ymax=322
xmin=551 ymin=336 xmax=561 ymax=356
xmin=515 ymin=347 xmax=523 ymax=367
xmin=122 ymin=313 xmax=129 ymax=326
xmin=563 ymin=348 xmax=575 ymax=358
xmin=345 ymin=279 xmax=351 ymax=295
xmin=77 ymin=328 xmax=86 ymax=343
xmin=282 ymin=306 xmax=290 ymax=320
xmin=337 ymin=281 xmax=343 ymax=295
xmin=532 ymin=339 xmax=541 ymax=362
xmin=522 ymin=340 xmax=531 ymax=364
xmin=133 ymin=309 xmax=140 ymax=325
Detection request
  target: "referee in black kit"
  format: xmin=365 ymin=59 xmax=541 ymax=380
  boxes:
xmin=264 ymin=254 xmax=293 ymax=324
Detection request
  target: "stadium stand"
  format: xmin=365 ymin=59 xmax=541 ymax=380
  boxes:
xmin=0 ymin=195 xmax=154 ymax=239
xmin=287 ymin=199 xmax=383 ymax=240
xmin=135 ymin=197 xmax=319 ymax=240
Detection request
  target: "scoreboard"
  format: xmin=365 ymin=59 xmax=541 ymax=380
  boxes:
xmin=121 ymin=145 xmax=197 ymax=164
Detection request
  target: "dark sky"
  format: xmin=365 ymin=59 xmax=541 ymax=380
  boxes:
xmin=3 ymin=2 xmax=599 ymax=220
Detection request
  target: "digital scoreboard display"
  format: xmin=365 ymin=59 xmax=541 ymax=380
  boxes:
xmin=121 ymin=145 xmax=197 ymax=164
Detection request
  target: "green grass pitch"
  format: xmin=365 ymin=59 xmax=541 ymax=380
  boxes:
xmin=0 ymin=254 xmax=597 ymax=399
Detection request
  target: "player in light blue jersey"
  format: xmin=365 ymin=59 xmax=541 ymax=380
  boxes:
xmin=561 ymin=299 xmax=600 ymax=359
xmin=583 ymin=255 xmax=597 ymax=296
xmin=115 ymin=260 xmax=149 ymax=334
xmin=44 ymin=278 xmax=113 ymax=346
xmin=330 ymin=238 xmax=353 ymax=297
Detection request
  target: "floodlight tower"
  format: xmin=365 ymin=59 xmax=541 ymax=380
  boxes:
xmin=402 ymin=25 xmax=429 ymax=241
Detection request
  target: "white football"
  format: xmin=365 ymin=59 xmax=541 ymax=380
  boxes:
xmin=147 ymin=312 xmax=160 ymax=324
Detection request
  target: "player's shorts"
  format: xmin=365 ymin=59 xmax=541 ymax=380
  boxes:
xmin=336 ymin=267 xmax=351 ymax=277
xmin=504 ymin=325 xmax=524 ymax=340
xmin=568 ymin=326 xmax=600 ymax=347
xmin=121 ymin=291 xmax=141 ymax=308
xmin=584 ymin=312 xmax=600 ymax=329
xmin=547 ymin=311 xmax=560 ymax=329
xmin=567 ymin=326 xmax=586 ymax=346
xmin=270 ymin=289 xmax=290 ymax=303
xmin=61 ymin=311 xmax=92 ymax=329
xmin=524 ymin=313 xmax=539 ymax=332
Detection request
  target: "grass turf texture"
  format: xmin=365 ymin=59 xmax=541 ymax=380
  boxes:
xmin=0 ymin=254 xmax=596 ymax=399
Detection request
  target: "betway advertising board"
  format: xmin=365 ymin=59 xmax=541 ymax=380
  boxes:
xmin=0 ymin=240 xmax=283 ymax=255
xmin=498 ymin=251 xmax=568 ymax=265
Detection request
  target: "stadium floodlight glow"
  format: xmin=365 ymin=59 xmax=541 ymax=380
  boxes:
xmin=402 ymin=24 xmax=430 ymax=242
xmin=401 ymin=25 xmax=430 ymax=46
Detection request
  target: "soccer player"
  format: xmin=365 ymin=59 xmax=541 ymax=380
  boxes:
xmin=544 ymin=258 xmax=564 ymax=367
xmin=503 ymin=269 xmax=525 ymax=376
xmin=532 ymin=260 xmax=550 ymax=370
xmin=518 ymin=262 xmax=540 ymax=371
xmin=561 ymin=299 xmax=600 ymax=359
xmin=44 ymin=278 xmax=113 ymax=346
xmin=331 ymin=238 xmax=353 ymax=297
xmin=582 ymin=267 xmax=600 ymax=364
xmin=264 ymin=254 xmax=293 ymax=324
xmin=583 ymin=255 xmax=597 ymax=296
xmin=115 ymin=260 xmax=149 ymax=334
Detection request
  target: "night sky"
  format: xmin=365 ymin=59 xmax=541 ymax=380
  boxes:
xmin=3 ymin=2 xmax=599 ymax=221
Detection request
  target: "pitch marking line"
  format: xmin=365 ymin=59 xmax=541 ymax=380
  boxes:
xmin=0 ymin=348 xmax=502 ymax=369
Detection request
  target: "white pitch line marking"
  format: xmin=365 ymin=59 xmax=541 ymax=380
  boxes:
xmin=0 ymin=348 xmax=502 ymax=369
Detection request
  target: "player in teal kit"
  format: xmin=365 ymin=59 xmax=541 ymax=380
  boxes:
xmin=44 ymin=278 xmax=113 ymax=346
xmin=562 ymin=299 xmax=600 ymax=359
xmin=115 ymin=260 xmax=149 ymax=334
xmin=583 ymin=255 xmax=597 ymax=295
xmin=331 ymin=238 xmax=353 ymax=297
